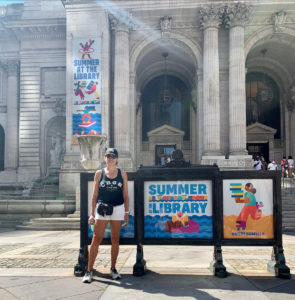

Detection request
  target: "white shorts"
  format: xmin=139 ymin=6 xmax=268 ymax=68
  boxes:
xmin=94 ymin=203 xmax=125 ymax=221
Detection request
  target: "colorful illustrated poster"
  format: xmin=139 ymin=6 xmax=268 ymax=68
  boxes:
xmin=87 ymin=181 xmax=134 ymax=239
xmin=223 ymin=179 xmax=274 ymax=239
xmin=72 ymin=38 xmax=101 ymax=144
xmin=144 ymin=181 xmax=213 ymax=238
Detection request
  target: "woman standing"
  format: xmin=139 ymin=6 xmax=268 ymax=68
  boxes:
xmin=83 ymin=148 xmax=129 ymax=283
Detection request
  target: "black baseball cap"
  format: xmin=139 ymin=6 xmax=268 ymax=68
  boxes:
xmin=105 ymin=148 xmax=118 ymax=157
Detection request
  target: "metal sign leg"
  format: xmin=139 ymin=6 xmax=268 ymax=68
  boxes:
xmin=74 ymin=245 xmax=88 ymax=277
xmin=210 ymin=245 xmax=227 ymax=278
xmin=133 ymin=244 xmax=146 ymax=276
xmin=267 ymin=245 xmax=291 ymax=279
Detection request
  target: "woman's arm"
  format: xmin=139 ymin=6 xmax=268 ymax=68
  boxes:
xmin=122 ymin=171 xmax=129 ymax=225
xmin=89 ymin=170 xmax=101 ymax=223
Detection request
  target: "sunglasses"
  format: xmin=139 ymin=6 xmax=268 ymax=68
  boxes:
xmin=106 ymin=154 xmax=117 ymax=159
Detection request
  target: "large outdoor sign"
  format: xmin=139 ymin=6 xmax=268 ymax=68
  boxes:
xmin=223 ymin=179 xmax=274 ymax=239
xmin=72 ymin=38 xmax=102 ymax=144
xmin=76 ymin=168 xmax=290 ymax=279
xmin=144 ymin=180 xmax=213 ymax=238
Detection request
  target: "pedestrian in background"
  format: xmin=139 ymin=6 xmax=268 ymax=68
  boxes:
xmin=281 ymin=156 xmax=289 ymax=177
xmin=268 ymin=160 xmax=277 ymax=171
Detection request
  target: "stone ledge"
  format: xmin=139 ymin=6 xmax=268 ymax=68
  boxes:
xmin=201 ymin=156 xmax=253 ymax=169
xmin=0 ymin=199 xmax=75 ymax=214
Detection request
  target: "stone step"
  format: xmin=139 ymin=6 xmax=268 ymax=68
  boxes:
xmin=282 ymin=218 xmax=295 ymax=224
xmin=17 ymin=217 xmax=80 ymax=231
xmin=283 ymin=227 xmax=295 ymax=233
xmin=0 ymin=215 xmax=39 ymax=229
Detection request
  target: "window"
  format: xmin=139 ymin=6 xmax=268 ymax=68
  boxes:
xmin=246 ymin=72 xmax=280 ymax=138
xmin=142 ymin=75 xmax=191 ymax=141
xmin=155 ymin=145 xmax=176 ymax=166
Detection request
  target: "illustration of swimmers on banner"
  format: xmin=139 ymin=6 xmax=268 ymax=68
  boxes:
xmin=233 ymin=183 xmax=263 ymax=230
xmin=223 ymin=180 xmax=274 ymax=239
xmin=72 ymin=37 xmax=102 ymax=142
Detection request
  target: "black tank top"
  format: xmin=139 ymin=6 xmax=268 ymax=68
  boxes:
xmin=98 ymin=168 xmax=124 ymax=206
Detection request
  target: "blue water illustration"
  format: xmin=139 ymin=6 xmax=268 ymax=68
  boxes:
xmin=72 ymin=113 xmax=101 ymax=135
xmin=144 ymin=215 xmax=212 ymax=238
xmin=87 ymin=215 xmax=135 ymax=239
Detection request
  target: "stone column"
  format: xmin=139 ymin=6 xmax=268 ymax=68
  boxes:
xmin=286 ymin=86 xmax=295 ymax=156
xmin=199 ymin=6 xmax=223 ymax=156
xmin=4 ymin=60 xmax=19 ymax=170
xmin=226 ymin=3 xmax=250 ymax=156
xmin=111 ymin=16 xmax=133 ymax=170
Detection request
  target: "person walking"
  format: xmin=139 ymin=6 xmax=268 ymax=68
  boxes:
xmin=83 ymin=148 xmax=129 ymax=283
xmin=281 ymin=156 xmax=289 ymax=177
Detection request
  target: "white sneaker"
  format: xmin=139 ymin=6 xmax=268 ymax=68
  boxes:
xmin=82 ymin=270 xmax=93 ymax=283
xmin=110 ymin=268 xmax=121 ymax=279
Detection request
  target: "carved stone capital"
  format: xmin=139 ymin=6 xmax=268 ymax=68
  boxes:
xmin=110 ymin=11 xmax=133 ymax=33
xmin=224 ymin=3 xmax=251 ymax=28
xmin=54 ymin=98 xmax=66 ymax=115
xmin=272 ymin=10 xmax=287 ymax=33
xmin=199 ymin=5 xmax=224 ymax=30
xmin=160 ymin=16 xmax=172 ymax=38
xmin=0 ymin=60 xmax=19 ymax=76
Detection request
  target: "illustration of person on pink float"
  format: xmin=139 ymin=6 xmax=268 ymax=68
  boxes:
xmin=236 ymin=183 xmax=263 ymax=230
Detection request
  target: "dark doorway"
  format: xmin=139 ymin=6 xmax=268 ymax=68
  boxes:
xmin=0 ymin=125 xmax=4 ymax=171
xmin=247 ymin=142 xmax=269 ymax=162
xmin=246 ymin=72 xmax=280 ymax=138
xmin=141 ymin=75 xmax=191 ymax=141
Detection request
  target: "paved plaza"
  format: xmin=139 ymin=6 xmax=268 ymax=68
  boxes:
xmin=0 ymin=229 xmax=294 ymax=299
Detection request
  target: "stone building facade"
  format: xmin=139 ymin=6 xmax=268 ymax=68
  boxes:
xmin=1 ymin=0 xmax=295 ymax=196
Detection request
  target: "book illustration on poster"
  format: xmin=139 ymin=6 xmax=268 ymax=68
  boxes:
xmin=231 ymin=183 xmax=264 ymax=231
xmin=223 ymin=179 xmax=274 ymax=239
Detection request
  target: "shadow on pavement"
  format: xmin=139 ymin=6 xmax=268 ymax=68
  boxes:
xmin=90 ymin=270 xmax=295 ymax=299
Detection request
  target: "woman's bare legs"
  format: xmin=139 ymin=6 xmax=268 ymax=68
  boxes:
xmin=87 ymin=220 xmax=108 ymax=271
xmin=110 ymin=220 xmax=122 ymax=268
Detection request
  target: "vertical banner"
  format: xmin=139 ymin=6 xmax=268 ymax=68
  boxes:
xmin=144 ymin=181 xmax=213 ymax=238
xmin=72 ymin=38 xmax=101 ymax=143
xmin=87 ymin=181 xmax=135 ymax=239
xmin=223 ymin=179 xmax=274 ymax=239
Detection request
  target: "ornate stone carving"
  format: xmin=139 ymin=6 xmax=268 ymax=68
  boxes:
xmin=110 ymin=11 xmax=133 ymax=33
xmin=224 ymin=2 xmax=251 ymax=28
xmin=0 ymin=60 xmax=19 ymax=75
xmin=160 ymin=16 xmax=172 ymax=38
xmin=49 ymin=132 xmax=66 ymax=168
xmin=199 ymin=5 xmax=224 ymax=29
xmin=272 ymin=10 xmax=287 ymax=33
xmin=53 ymin=98 xmax=66 ymax=115
xmin=286 ymin=85 xmax=295 ymax=112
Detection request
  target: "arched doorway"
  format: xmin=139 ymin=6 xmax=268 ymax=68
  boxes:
xmin=0 ymin=125 xmax=4 ymax=171
xmin=133 ymin=38 xmax=200 ymax=166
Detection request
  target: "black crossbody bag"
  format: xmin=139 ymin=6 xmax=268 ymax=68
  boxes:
xmin=97 ymin=202 xmax=113 ymax=217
